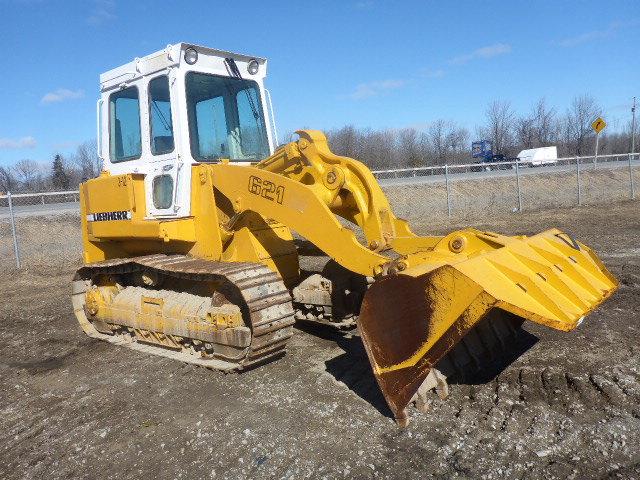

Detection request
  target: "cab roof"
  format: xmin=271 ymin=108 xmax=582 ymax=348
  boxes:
xmin=99 ymin=43 xmax=267 ymax=91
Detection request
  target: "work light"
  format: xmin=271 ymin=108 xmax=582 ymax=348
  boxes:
xmin=247 ymin=59 xmax=259 ymax=75
xmin=184 ymin=47 xmax=198 ymax=65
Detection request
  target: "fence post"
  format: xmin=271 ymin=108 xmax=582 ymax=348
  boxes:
xmin=631 ymin=96 xmax=636 ymax=196
xmin=445 ymin=164 xmax=452 ymax=217
xmin=630 ymin=153 xmax=636 ymax=200
xmin=41 ymin=195 xmax=45 ymax=205
xmin=7 ymin=192 xmax=21 ymax=269
xmin=515 ymin=159 xmax=522 ymax=212
xmin=576 ymin=156 xmax=582 ymax=205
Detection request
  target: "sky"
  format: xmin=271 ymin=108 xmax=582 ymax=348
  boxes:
xmin=0 ymin=0 xmax=638 ymax=166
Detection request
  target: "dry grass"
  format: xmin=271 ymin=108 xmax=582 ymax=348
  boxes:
xmin=384 ymin=166 xmax=639 ymax=222
xmin=0 ymin=214 xmax=82 ymax=274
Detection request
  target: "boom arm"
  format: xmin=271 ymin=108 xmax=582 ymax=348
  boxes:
xmin=257 ymin=130 xmax=441 ymax=254
xmin=211 ymin=161 xmax=389 ymax=277
xmin=210 ymin=130 xmax=441 ymax=277
xmin=212 ymin=130 xmax=441 ymax=275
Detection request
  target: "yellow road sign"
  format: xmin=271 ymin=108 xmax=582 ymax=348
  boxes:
xmin=591 ymin=117 xmax=606 ymax=134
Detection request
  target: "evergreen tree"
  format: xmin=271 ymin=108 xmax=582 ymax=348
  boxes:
xmin=51 ymin=154 xmax=69 ymax=189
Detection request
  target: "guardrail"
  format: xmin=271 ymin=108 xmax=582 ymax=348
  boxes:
xmin=371 ymin=152 xmax=640 ymax=179
xmin=0 ymin=189 xmax=80 ymax=202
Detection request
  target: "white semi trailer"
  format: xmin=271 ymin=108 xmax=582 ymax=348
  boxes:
xmin=517 ymin=146 xmax=558 ymax=166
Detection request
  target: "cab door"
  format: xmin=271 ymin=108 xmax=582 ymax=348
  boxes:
xmin=145 ymin=73 xmax=181 ymax=217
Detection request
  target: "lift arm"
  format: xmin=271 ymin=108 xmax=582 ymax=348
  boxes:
xmin=210 ymin=130 xmax=443 ymax=277
xmin=255 ymin=130 xmax=441 ymax=255
xmin=210 ymin=160 xmax=389 ymax=277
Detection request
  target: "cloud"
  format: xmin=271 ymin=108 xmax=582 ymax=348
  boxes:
xmin=40 ymin=88 xmax=85 ymax=104
xmin=557 ymin=19 xmax=640 ymax=47
xmin=355 ymin=0 xmax=373 ymax=9
xmin=348 ymin=79 xmax=406 ymax=100
xmin=449 ymin=43 xmax=512 ymax=65
xmin=421 ymin=68 xmax=445 ymax=79
xmin=558 ymin=30 xmax=609 ymax=47
xmin=88 ymin=0 xmax=116 ymax=25
xmin=0 ymin=136 xmax=37 ymax=149
xmin=52 ymin=141 xmax=81 ymax=150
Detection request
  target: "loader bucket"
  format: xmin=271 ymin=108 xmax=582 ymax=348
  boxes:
xmin=358 ymin=229 xmax=617 ymax=425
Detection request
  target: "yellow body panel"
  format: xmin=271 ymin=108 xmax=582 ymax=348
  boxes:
xmin=80 ymin=165 xmax=299 ymax=283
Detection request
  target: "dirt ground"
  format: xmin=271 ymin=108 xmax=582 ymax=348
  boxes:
xmin=1 ymin=201 xmax=639 ymax=479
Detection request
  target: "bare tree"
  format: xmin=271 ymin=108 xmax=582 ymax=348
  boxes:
xmin=480 ymin=100 xmax=515 ymax=154
xmin=397 ymin=128 xmax=422 ymax=167
xmin=327 ymin=122 xmax=471 ymax=169
xmin=327 ymin=126 xmax=359 ymax=160
xmin=446 ymin=126 xmax=468 ymax=151
xmin=428 ymin=119 xmax=449 ymax=162
xmin=447 ymin=125 xmax=471 ymax=163
xmin=600 ymin=120 xmax=637 ymax=155
xmin=73 ymin=140 xmax=101 ymax=181
xmin=0 ymin=166 xmax=17 ymax=193
xmin=563 ymin=94 xmax=601 ymax=155
xmin=532 ymin=98 xmax=557 ymax=146
xmin=426 ymin=120 xmax=468 ymax=164
xmin=362 ymin=129 xmax=396 ymax=169
xmin=514 ymin=116 xmax=536 ymax=149
xmin=13 ymin=159 xmax=41 ymax=191
xmin=514 ymin=99 xmax=557 ymax=150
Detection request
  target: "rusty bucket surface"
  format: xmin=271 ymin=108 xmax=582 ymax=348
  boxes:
xmin=358 ymin=229 xmax=618 ymax=425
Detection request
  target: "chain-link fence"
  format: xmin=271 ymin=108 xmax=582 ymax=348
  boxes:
xmin=379 ymin=153 xmax=639 ymax=222
xmin=1 ymin=152 xmax=638 ymax=271
xmin=372 ymin=152 xmax=639 ymax=180
xmin=0 ymin=191 xmax=82 ymax=272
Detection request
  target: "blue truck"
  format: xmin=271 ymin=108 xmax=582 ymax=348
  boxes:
xmin=472 ymin=140 xmax=493 ymax=160
xmin=471 ymin=140 xmax=513 ymax=171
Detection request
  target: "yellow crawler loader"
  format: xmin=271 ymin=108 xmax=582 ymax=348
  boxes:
xmin=74 ymin=44 xmax=617 ymax=425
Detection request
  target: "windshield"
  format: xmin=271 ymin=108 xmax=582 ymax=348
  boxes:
xmin=185 ymin=71 xmax=270 ymax=162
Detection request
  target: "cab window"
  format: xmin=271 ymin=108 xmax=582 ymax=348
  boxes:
xmin=194 ymin=96 xmax=228 ymax=159
xmin=149 ymin=76 xmax=174 ymax=155
xmin=185 ymin=71 xmax=270 ymax=161
xmin=152 ymin=174 xmax=173 ymax=209
xmin=236 ymin=88 xmax=266 ymax=158
xmin=109 ymin=86 xmax=142 ymax=162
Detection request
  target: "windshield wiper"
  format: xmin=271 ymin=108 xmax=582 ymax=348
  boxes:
xmin=151 ymin=100 xmax=172 ymax=132
xmin=224 ymin=58 xmax=262 ymax=123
